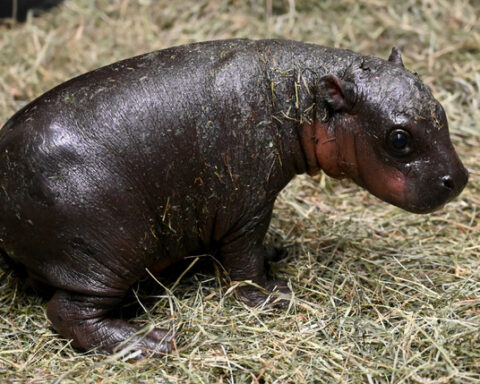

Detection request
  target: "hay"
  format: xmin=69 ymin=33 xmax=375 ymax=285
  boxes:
xmin=0 ymin=0 xmax=478 ymax=382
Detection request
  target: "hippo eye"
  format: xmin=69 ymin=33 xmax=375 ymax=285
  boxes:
xmin=388 ymin=128 xmax=412 ymax=156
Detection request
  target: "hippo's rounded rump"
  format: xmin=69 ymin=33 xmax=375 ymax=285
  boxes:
xmin=0 ymin=40 xmax=272 ymax=291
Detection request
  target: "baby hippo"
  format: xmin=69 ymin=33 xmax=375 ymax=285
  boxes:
xmin=0 ymin=39 xmax=468 ymax=356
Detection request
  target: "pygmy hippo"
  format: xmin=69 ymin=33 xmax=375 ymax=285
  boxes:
xmin=0 ymin=39 xmax=468 ymax=356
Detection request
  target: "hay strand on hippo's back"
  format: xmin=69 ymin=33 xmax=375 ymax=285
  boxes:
xmin=0 ymin=0 xmax=479 ymax=382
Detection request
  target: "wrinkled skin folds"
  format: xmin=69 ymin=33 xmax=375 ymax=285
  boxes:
xmin=0 ymin=39 xmax=468 ymax=356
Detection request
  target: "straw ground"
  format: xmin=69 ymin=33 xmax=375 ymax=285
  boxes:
xmin=0 ymin=0 xmax=479 ymax=382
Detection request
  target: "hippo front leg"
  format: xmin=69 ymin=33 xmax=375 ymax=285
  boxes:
xmin=220 ymin=205 xmax=291 ymax=307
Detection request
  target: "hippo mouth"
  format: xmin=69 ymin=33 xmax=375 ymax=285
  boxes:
xmin=348 ymin=137 xmax=468 ymax=215
xmin=402 ymin=167 xmax=469 ymax=214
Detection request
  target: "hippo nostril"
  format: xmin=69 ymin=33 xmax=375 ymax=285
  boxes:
xmin=441 ymin=175 xmax=455 ymax=191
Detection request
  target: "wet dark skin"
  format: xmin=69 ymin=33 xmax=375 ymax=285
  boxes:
xmin=0 ymin=39 xmax=468 ymax=356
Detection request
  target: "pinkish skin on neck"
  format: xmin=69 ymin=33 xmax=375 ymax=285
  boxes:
xmin=299 ymin=119 xmax=408 ymax=208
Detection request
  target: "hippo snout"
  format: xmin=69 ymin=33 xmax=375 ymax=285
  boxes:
xmin=405 ymin=154 xmax=468 ymax=214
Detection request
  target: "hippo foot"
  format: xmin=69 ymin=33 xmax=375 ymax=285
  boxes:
xmin=89 ymin=321 xmax=174 ymax=358
xmin=103 ymin=323 xmax=175 ymax=358
xmin=237 ymin=279 xmax=291 ymax=308
xmin=47 ymin=290 xmax=174 ymax=357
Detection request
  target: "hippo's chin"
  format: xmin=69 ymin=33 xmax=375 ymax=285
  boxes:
xmin=374 ymin=194 xmax=442 ymax=214
xmin=399 ymin=188 xmax=461 ymax=214
xmin=397 ymin=201 xmax=445 ymax=214
xmin=366 ymin=184 xmax=453 ymax=214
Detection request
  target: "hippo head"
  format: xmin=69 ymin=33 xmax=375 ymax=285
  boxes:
xmin=314 ymin=47 xmax=468 ymax=213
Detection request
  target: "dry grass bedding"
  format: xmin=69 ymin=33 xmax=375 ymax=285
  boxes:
xmin=0 ymin=0 xmax=479 ymax=382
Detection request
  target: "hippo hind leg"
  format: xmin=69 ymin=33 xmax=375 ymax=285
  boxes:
xmin=47 ymin=290 xmax=174 ymax=357
xmin=43 ymin=226 xmax=174 ymax=356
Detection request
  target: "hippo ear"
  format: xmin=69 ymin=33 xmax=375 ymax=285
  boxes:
xmin=319 ymin=74 xmax=355 ymax=113
xmin=388 ymin=47 xmax=404 ymax=67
